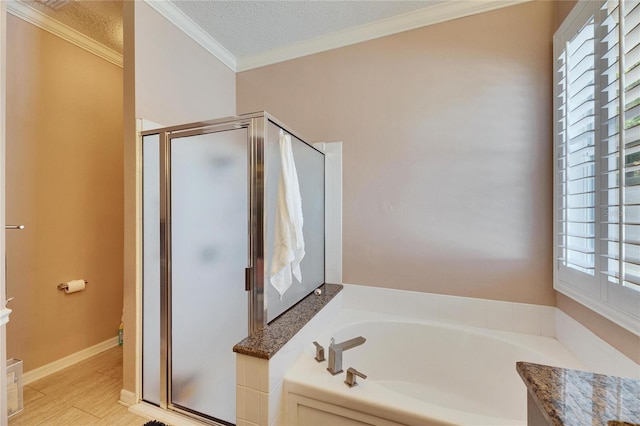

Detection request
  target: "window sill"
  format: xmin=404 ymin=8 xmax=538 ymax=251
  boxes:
xmin=554 ymin=280 xmax=640 ymax=337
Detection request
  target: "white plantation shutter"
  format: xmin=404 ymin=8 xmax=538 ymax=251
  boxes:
xmin=615 ymin=0 xmax=640 ymax=291
xmin=559 ymin=17 xmax=597 ymax=274
xmin=602 ymin=0 xmax=622 ymax=287
xmin=555 ymin=0 xmax=640 ymax=335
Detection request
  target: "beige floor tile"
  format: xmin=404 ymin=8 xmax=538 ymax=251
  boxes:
xmin=93 ymin=404 xmax=149 ymax=426
xmin=29 ymin=371 xmax=119 ymax=400
xmin=9 ymin=393 xmax=71 ymax=426
xmin=97 ymin=361 xmax=123 ymax=381
xmin=73 ymin=347 xmax=122 ymax=373
xmin=72 ymin=377 xmax=122 ymax=418
xmin=29 ymin=347 xmax=121 ymax=394
xmin=9 ymin=346 xmax=148 ymax=426
xmin=35 ymin=406 xmax=100 ymax=426
xmin=23 ymin=385 xmax=46 ymax=404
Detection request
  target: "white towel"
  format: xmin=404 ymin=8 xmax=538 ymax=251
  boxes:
xmin=270 ymin=130 xmax=305 ymax=300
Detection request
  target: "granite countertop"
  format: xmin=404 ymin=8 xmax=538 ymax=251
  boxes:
xmin=233 ymin=283 xmax=342 ymax=359
xmin=517 ymin=361 xmax=640 ymax=426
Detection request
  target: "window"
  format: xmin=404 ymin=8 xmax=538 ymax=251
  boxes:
xmin=554 ymin=0 xmax=640 ymax=335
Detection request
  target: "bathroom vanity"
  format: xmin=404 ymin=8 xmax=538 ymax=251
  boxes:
xmin=517 ymin=362 xmax=640 ymax=426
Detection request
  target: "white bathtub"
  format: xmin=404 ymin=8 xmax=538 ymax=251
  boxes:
xmin=284 ymin=310 xmax=585 ymax=426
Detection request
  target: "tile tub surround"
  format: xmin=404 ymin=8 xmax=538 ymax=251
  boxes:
xmin=342 ymin=284 xmax=640 ymax=378
xmin=555 ymin=310 xmax=640 ymax=379
xmin=517 ymin=362 xmax=640 ymax=426
xmin=234 ymin=283 xmax=342 ymax=359
xmin=236 ymin=285 xmax=343 ymax=426
xmin=341 ymin=283 xmax=557 ymax=336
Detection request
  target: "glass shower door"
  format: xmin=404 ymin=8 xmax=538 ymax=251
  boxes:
xmin=169 ymin=128 xmax=249 ymax=424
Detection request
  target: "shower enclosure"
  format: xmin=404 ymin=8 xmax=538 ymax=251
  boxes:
xmin=141 ymin=112 xmax=325 ymax=425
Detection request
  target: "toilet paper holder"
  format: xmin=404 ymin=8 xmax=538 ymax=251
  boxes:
xmin=57 ymin=280 xmax=88 ymax=290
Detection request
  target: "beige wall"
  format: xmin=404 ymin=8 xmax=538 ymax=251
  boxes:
xmin=134 ymin=1 xmax=236 ymax=126
xmin=122 ymin=0 xmax=237 ymax=393
xmin=6 ymin=15 xmax=123 ymax=371
xmin=238 ymin=1 xmax=556 ymax=306
xmin=555 ymin=0 xmax=577 ymax=29
xmin=122 ymin=0 xmax=137 ymax=396
xmin=119 ymin=0 xmax=635 ymax=397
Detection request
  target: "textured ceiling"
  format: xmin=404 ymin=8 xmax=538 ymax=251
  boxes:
xmin=23 ymin=0 xmax=123 ymax=53
xmin=22 ymin=0 xmax=450 ymax=62
xmin=23 ymin=0 xmax=445 ymax=61
xmin=172 ymin=0 xmax=441 ymax=58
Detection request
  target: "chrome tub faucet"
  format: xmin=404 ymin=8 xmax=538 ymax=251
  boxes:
xmin=327 ymin=336 xmax=366 ymax=375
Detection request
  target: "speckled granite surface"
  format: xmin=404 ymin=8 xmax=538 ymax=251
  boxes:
xmin=233 ymin=283 xmax=342 ymax=359
xmin=517 ymin=362 xmax=640 ymax=426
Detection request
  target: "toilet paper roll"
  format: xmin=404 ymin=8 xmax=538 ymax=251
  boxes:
xmin=65 ymin=279 xmax=85 ymax=294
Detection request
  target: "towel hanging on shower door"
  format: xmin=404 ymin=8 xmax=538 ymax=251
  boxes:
xmin=270 ymin=129 xmax=305 ymax=300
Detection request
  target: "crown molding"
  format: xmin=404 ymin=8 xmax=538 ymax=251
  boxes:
xmin=236 ymin=0 xmax=532 ymax=72
xmin=6 ymin=0 xmax=123 ymax=68
xmin=7 ymin=0 xmax=532 ymax=73
xmin=143 ymin=0 xmax=237 ymax=72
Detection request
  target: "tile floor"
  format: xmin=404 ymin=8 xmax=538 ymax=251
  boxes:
xmin=8 ymin=346 xmax=149 ymax=426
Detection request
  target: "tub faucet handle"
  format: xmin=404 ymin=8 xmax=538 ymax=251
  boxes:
xmin=344 ymin=367 xmax=367 ymax=387
xmin=312 ymin=341 xmax=325 ymax=362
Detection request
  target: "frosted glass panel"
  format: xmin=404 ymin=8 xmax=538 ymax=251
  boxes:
xmin=170 ymin=129 xmax=248 ymax=423
xmin=142 ymin=134 xmax=160 ymax=405
xmin=265 ymin=122 xmax=325 ymax=322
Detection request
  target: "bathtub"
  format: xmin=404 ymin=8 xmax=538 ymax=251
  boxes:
xmin=284 ymin=310 xmax=585 ymax=426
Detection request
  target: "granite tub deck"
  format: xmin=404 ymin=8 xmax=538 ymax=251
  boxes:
xmin=233 ymin=283 xmax=342 ymax=359
xmin=517 ymin=362 xmax=640 ymax=426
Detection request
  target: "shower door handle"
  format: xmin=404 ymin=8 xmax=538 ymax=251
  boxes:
xmin=5 ymin=225 xmax=24 ymax=230
xmin=245 ymin=267 xmax=252 ymax=291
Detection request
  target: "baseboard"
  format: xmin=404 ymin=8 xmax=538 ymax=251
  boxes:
xmin=23 ymin=336 xmax=120 ymax=385
xmin=119 ymin=389 xmax=137 ymax=407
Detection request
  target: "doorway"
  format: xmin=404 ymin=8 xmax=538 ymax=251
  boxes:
xmin=3 ymin=5 xmax=124 ymax=408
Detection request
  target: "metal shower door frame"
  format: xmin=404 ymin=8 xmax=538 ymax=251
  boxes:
xmin=141 ymin=111 xmax=318 ymax=423
xmin=144 ymin=114 xmax=266 ymax=424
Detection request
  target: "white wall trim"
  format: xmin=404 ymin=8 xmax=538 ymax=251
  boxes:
xmin=0 ymin=308 xmax=10 ymax=327
xmin=236 ymin=0 xmax=532 ymax=71
xmin=133 ymin=118 xmax=145 ymax=406
xmin=140 ymin=118 xmax=165 ymax=132
xmin=143 ymin=0 xmax=237 ymax=72
xmin=555 ymin=282 xmax=640 ymax=337
xmin=119 ymin=389 xmax=137 ymax=407
xmin=141 ymin=0 xmax=530 ymax=73
xmin=23 ymin=336 xmax=119 ymax=385
xmin=313 ymin=142 xmax=343 ymax=284
xmin=6 ymin=0 xmax=122 ymax=68
xmin=1 ymin=1 xmax=7 ymax=423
